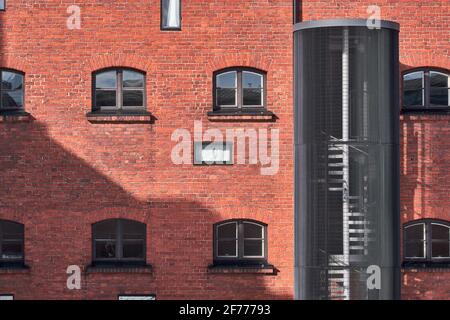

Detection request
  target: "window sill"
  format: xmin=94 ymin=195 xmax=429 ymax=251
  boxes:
xmin=0 ymin=264 xmax=30 ymax=274
xmin=86 ymin=264 xmax=153 ymax=274
xmin=0 ymin=111 xmax=33 ymax=123
xmin=207 ymin=109 xmax=276 ymax=122
xmin=401 ymin=108 xmax=450 ymax=115
xmin=207 ymin=263 xmax=277 ymax=275
xmin=86 ymin=110 xmax=155 ymax=124
xmin=402 ymin=261 xmax=450 ymax=271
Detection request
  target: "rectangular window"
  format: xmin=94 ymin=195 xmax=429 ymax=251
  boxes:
xmin=118 ymin=295 xmax=155 ymax=301
xmin=294 ymin=0 xmax=301 ymax=24
xmin=194 ymin=142 xmax=233 ymax=165
xmin=0 ymin=295 xmax=13 ymax=300
xmin=0 ymin=1 xmax=5 ymax=11
xmin=161 ymin=0 xmax=181 ymax=30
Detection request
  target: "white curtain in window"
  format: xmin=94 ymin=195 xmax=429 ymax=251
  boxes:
xmin=167 ymin=0 xmax=180 ymax=28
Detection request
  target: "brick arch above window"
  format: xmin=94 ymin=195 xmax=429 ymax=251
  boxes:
xmin=401 ymin=53 xmax=450 ymax=73
xmin=87 ymin=54 xmax=155 ymax=75
xmin=206 ymin=53 xmax=273 ymax=75
xmin=0 ymin=55 xmax=30 ymax=75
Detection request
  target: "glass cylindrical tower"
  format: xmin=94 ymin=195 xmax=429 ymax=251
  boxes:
xmin=294 ymin=19 xmax=401 ymax=300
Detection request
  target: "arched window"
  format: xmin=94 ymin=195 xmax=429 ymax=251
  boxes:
xmin=0 ymin=220 xmax=24 ymax=266
xmin=404 ymin=219 xmax=450 ymax=263
xmin=0 ymin=69 xmax=24 ymax=112
xmin=403 ymin=68 xmax=449 ymax=110
xmin=213 ymin=68 xmax=266 ymax=111
xmin=92 ymin=68 xmax=146 ymax=112
xmin=214 ymin=220 xmax=267 ymax=265
xmin=92 ymin=219 xmax=146 ymax=265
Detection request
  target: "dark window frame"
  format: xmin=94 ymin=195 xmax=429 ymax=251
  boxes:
xmin=213 ymin=219 xmax=268 ymax=265
xmin=0 ymin=219 xmax=25 ymax=266
xmin=0 ymin=68 xmax=25 ymax=112
xmin=213 ymin=67 xmax=267 ymax=111
xmin=160 ymin=0 xmax=182 ymax=31
xmin=92 ymin=67 xmax=147 ymax=113
xmin=92 ymin=219 xmax=147 ymax=265
xmin=293 ymin=0 xmax=301 ymax=24
xmin=402 ymin=67 xmax=450 ymax=111
xmin=403 ymin=219 xmax=450 ymax=263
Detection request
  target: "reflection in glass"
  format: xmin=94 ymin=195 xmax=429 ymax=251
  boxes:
xmin=243 ymin=72 xmax=263 ymax=106
xmin=430 ymin=72 xmax=449 ymax=106
xmin=403 ymin=72 xmax=424 ymax=107
xmin=162 ymin=0 xmax=181 ymax=29
xmin=95 ymin=71 xmax=116 ymax=89
xmin=216 ymin=72 xmax=237 ymax=106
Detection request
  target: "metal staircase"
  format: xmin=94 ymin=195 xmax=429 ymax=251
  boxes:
xmin=326 ymin=141 xmax=374 ymax=300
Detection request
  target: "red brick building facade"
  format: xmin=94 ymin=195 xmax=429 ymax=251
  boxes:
xmin=0 ymin=1 xmax=448 ymax=300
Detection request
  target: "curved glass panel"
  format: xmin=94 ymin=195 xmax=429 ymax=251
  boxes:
xmin=295 ymin=24 xmax=400 ymax=300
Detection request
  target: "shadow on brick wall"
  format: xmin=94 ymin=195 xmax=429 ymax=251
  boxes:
xmin=0 ymin=120 xmax=292 ymax=300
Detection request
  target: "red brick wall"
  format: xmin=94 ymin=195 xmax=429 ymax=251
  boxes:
xmin=0 ymin=1 xmax=294 ymax=300
xmin=301 ymin=0 xmax=450 ymax=301
xmin=0 ymin=0 xmax=448 ymax=300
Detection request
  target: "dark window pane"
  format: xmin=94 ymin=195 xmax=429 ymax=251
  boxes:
xmin=243 ymin=240 xmax=264 ymax=257
xmin=403 ymin=72 xmax=424 ymax=107
xmin=404 ymin=90 xmax=423 ymax=107
xmin=243 ymin=223 xmax=263 ymax=239
xmin=217 ymin=223 xmax=236 ymax=239
xmin=1 ymin=242 xmax=23 ymax=259
xmin=1 ymin=221 xmax=23 ymax=239
xmin=2 ymin=72 xmax=23 ymax=90
xmin=2 ymin=90 xmax=23 ymax=109
xmin=217 ymin=240 xmax=237 ymax=257
xmin=243 ymin=88 xmax=263 ymax=106
xmin=122 ymin=240 xmax=145 ymax=259
xmin=123 ymin=71 xmax=144 ymax=88
xmin=405 ymin=224 xmax=424 ymax=242
xmin=432 ymin=224 xmax=449 ymax=241
xmin=95 ymin=71 xmax=116 ymax=89
xmin=403 ymin=72 xmax=423 ymax=91
xmin=95 ymin=241 xmax=116 ymax=259
xmin=95 ymin=90 xmax=116 ymax=107
xmin=430 ymin=72 xmax=448 ymax=88
xmin=432 ymin=241 xmax=449 ymax=258
xmin=216 ymin=89 xmax=236 ymax=106
xmin=404 ymin=224 xmax=425 ymax=258
xmin=122 ymin=220 xmax=145 ymax=240
xmin=431 ymin=224 xmax=450 ymax=257
xmin=94 ymin=220 xmax=116 ymax=240
xmin=161 ymin=0 xmax=181 ymax=29
xmin=123 ymin=90 xmax=144 ymax=107
xmin=405 ymin=241 xmax=425 ymax=258
xmin=430 ymin=87 xmax=449 ymax=106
